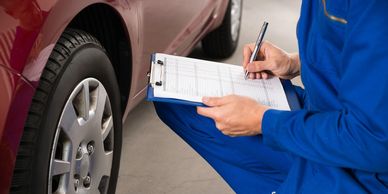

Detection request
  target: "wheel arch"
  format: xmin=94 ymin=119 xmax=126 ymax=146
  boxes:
xmin=21 ymin=1 xmax=134 ymax=113
xmin=66 ymin=3 xmax=133 ymax=112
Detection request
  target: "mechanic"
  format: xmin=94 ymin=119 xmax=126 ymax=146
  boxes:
xmin=154 ymin=0 xmax=388 ymax=193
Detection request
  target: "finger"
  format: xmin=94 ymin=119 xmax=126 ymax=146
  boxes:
xmin=215 ymin=122 xmax=225 ymax=131
xmin=265 ymin=73 xmax=274 ymax=79
xmin=244 ymin=41 xmax=269 ymax=69
xmin=227 ymin=132 xmax=245 ymax=137
xmin=197 ymin=107 xmax=218 ymax=120
xmin=225 ymin=132 xmax=239 ymax=137
xmin=255 ymin=41 xmax=270 ymax=60
xmin=249 ymin=72 xmax=255 ymax=79
xmin=261 ymin=72 xmax=267 ymax=79
xmin=202 ymin=95 xmax=237 ymax=107
xmin=255 ymin=72 xmax=261 ymax=79
xmin=221 ymin=130 xmax=240 ymax=137
xmin=257 ymin=48 xmax=266 ymax=61
xmin=202 ymin=96 xmax=227 ymax=107
xmin=246 ymin=61 xmax=271 ymax=73
xmin=243 ymin=43 xmax=255 ymax=68
xmin=220 ymin=130 xmax=230 ymax=136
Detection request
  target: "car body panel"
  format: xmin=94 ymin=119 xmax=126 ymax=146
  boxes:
xmin=123 ymin=0 xmax=227 ymax=116
xmin=0 ymin=65 xmax=35 ymax=194
xmin=0 ymin=0 xmax=228 ymax=192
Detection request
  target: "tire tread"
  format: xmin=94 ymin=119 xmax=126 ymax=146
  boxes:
xmin=201 ymin=0 xmax=241 ymax=58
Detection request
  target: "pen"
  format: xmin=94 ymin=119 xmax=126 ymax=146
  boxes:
xmin=245 ymin=21 xmax=269 ymax=79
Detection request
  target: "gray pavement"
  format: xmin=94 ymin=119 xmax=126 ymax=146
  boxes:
xmin=116 ymin=0 xmax=301 ymax=193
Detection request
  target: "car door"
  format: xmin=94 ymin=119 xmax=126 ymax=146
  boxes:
xmin=140 ymin=0 xmax=214 ymax=54
xmin=134 ymin=0 xmax=216 ymax=93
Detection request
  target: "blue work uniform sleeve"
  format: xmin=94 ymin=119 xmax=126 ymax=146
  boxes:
xmin=262 ymin=0 xmax=388 ymax=173
xmin=292 ymin=85 xmax=307 ymax=109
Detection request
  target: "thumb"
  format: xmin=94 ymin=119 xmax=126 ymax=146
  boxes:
xmin=197 ymin=106 xmax=218 ymax=119
xmin=246 ymin=61 xmax=271 ymax=73
xmin=202 ymin=96 xmax=229 ymax=107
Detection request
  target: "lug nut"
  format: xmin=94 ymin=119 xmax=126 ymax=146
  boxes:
xmin=87 ymin=144 xmax=94 ymax=155
xmin=74 ymin=178 xmax=80 ymax=190
xmin=76 ymin=146 xmax=83 ymax=158
xmin=84 ymin=175 xmax=91 ymax=187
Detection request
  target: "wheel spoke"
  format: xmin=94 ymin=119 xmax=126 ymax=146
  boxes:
xmin=52 ymin=159 xmax=71 ymax=176
xmin=95 ymin=84 xmax=108 ymax=120
xmin=63 ymin=181 xmax=77 ymax=194
xmin=101 ymin=151 xmax=113 ymax=176
xmin=102 ymin=116 xmax=113 ymax=140
xmin=89 ymin=150 xmax=113 ymax=193
xmin=92 ymin=150 xmax=113 ymax=176
xmin=82 ymin=81 xmax=91 ymax=120
xmin=60 ymin=104 xmax=80 ymax=142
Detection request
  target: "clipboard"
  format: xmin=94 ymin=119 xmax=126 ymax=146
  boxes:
xmin=146 ymin=53 xmax=301 ymax=110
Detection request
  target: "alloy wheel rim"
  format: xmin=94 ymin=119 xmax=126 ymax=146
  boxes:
xmin=48 ymin=78 xmax=114 ymax=194
xmin=230 ymin=0 xmax=242 ymax=42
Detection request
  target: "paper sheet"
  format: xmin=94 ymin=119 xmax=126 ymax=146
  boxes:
xmin=152 ymin=54 xmax=290 ymax=110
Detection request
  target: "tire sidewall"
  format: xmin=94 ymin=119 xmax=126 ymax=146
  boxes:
xmin=32 ymin=44 xmax=122 ymax=193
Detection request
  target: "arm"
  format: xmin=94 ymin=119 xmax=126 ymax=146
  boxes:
xmin=262 ymin=0 xmax=388 ymax=172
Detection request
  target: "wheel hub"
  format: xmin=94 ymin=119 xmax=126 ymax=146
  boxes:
xmin=48 ymin=78 xmax=114 ymax=194
xmin=76 ymin=145 xmax=91 ymax=179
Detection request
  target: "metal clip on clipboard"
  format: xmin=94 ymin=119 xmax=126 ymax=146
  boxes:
xmin=149 ymin=58 xmax=164 ymax=87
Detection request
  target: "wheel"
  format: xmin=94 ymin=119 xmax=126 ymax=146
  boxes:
xmin=10 ymin=29 xmax=122 ymax=194
xmin=201 ymin=0 xmax=243 ymax=58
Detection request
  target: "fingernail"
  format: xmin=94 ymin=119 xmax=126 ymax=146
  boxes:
xmin=202 ymin=97 xmax=209 ymax=103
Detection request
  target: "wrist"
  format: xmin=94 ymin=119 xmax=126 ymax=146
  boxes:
xmin=286 ymin=53 xmax=300 ymax=79
xmin=290 ymin=53 xmax=301 ymax=75
xmin=254 ymin=104 xmax=270 ymax=134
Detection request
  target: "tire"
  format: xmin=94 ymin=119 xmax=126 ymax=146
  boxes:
xmin=10 ymin=29 xmax=122 ymax=194
xmin=201 ymin=0 xmax=243 ymax=58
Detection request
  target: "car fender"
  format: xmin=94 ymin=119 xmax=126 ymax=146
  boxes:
xmin=0 ymin=0 xmax=136 ymax=193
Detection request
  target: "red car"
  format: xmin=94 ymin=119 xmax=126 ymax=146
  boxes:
xmin=0 ymin=0 xmax=242 ymax=193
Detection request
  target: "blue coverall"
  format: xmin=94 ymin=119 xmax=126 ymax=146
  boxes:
xmin=154 ymin=0 xmax=388 ymax=193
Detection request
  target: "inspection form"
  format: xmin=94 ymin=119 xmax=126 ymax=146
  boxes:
xmin=149 ymin=53 xmax=290 ymax=110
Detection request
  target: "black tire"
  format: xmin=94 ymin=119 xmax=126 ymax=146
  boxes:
xmin=201 ymin=0 xmax=243 ymax=58
xmin=10 ymin=29 xmax=122 ymax=194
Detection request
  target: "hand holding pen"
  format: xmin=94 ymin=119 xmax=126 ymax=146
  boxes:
xmin=243 ymin=22 xmax=301 ymax=80
xmin=244 ymin=21 xmax=268 ymax=79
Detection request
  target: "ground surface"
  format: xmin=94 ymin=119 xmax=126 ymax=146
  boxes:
xmin=116 ymin=0 xmax=301 ymax=193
